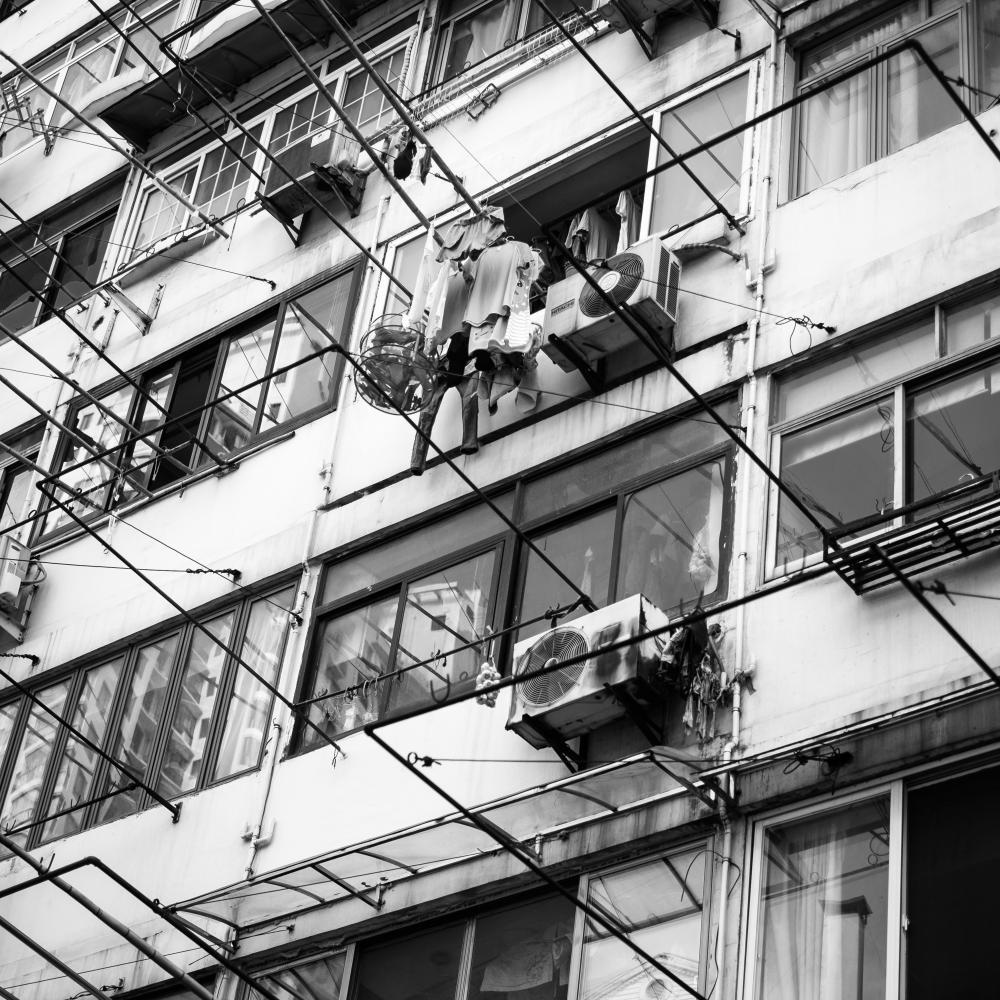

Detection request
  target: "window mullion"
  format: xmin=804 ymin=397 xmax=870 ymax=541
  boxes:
xmin=453 ymin=918 xmax=477 ymax=1000
xmin=885 ymin=779 xmax=905 ymax=1000
xmin=638 ymin=108 xmax=660 ymax=240
xmin=893 ymin=382 xmax=906 ymax=516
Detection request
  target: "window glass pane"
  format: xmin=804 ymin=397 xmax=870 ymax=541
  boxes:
xmin=301 ymin=595 xmax=398 ymax=747
xmin=773 ymin=320 xmax=935 ymax=424
xmin=253 ymin=953 xmax=348 ymax=1000
xmin=157 ymin=611 xmax=236 ymax=797
xmin=320 ymin=493 xmax=515 ymax=606
xmin=523 ymin=0 xmax=576 ymax=36
xmin=0 ymin=680 xmax=70 ymax=843
xmin=650 ymin=74 xmax=749 ymax=234
xmin=981 ymin=0 xmax=1000 ymax=105
xmin=134 ymin=166 xmax=196 ymax=252
xmin=99 ymin=633 xmax=180 ymax=822
xmin=49 ymin=385 xmax=136 ymax=531
xmin=519 ymin=508 xmax=615 ymax=642
xmin=271 ymin=91 xmax=333 ymax=155
xmin=442 ymin=0 xmax=514 ymax=79
xmin=119 ymin=2 xmax=181 ymax=73
xmin=945 ymin=290 xmax=1000 ymax=355
xmin=51 ymin=36 xmax=117 ymax=129
xmin=354 ymin=924 xmax=464 ymax=1000
xmin=522 ymin=404 xmax=736 ymax=523
xmin=887 ymin=16 xmax=961 ymax=154
xmin=342 ymin=49 xmax=404 ymax=136
xmin=581 ymin=851 xmax=706 ymax=1000
xmin=756 ymin=798 xmax=890 ymax=1000
xmin=0 ymin=702 xmax=16 ymax=767
xmin=468 ymin=895 xmax=576 ymax=1000
xmin=796 ymin=72 xmax=871 ymax=196
xmin=0 ymin=461 xmax=36 ymax=533
xmin=389 ymin=549 xmax=496 ymax=714
xmin=800 ymin=2 xmax=921 ymax=80
xmin=205 ymin=316 xmax=277 ymax=455
xmin=194 ymin=123 xmax=263 ymax=220
xmin=121 ymin=369 xmax=175 ymax=502
xmin=908 ymin=362 xmax=1000 ymax=504
xmin=776 ymin=399 xmax=894 ymax=564
xmin=617 ymin=459 xmax=726 ymax=614
xmin=50 ymin=212 xmax=114 ymax=312
xmin=0 ymin=248 xmax=53 ymax=335
xmin=386 ymin=234 xmax=425 ymax=315
xmin=41 ymin=658 xmax=123 ymax=841
xmin=213 ymin=586 xmax=295 ymax=781
xmin=265 ymin=272 xmax=354 ymax=425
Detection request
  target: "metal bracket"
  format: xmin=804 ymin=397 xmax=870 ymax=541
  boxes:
xmin=545 ymin=333 xmax=604 ymax=392
xmin=103 ymin=281 xmax=163 ymax=336
xmin=520 ymin=713 xmax=583 ymax=771
xmin=605 ymin=682 xmax=662 ymax=745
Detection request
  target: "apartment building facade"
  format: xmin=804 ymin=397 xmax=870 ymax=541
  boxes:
xmin=0 ymin=0 xmax=998 ymax=998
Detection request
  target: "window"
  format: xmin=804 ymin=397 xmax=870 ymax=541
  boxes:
xmin=382 ymin=69 xmax=754 ymax=318
xmin=297 ymin=406 xmax=735 ymax=749
xmin=516 ymin=405 xmax=736 ymax=640
xmin=768 ymin=289 xmax=1000 ymax=572
xmin=129 ymin=125 xmax=264 ymax=257
xmin=750 ymin=765 xmax=1000 ymax=1000
xmin=433 ymin=0 xmax=578 ymax=83
xmin=0 ymin=0 xmax=182 ymax=159
xmin=0 ymin=184 xmax=121 ymax=337
xmin=43 ymin=268 xmax=357 ymax=536
xmin=0 ymin=426 xmax=42 ymax=534
xmin=793 ymin=0 xmax=1000 ymax=197
xmin=246 ymin=851 xmax=709 ymax=1000
xmin=0 ymin=585 xmax=296 ymax=845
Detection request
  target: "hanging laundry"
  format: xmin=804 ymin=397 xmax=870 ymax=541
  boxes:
xmin=463 ymin=240 xmax=539 ymax=356
xmin=410 ymin=331 xmax=479 ymax=476
xmin=418 ymin=145 xmax=433 ymax=184
xmin=436 ymin=206 xmax=507 ymax=262
xmin=403 ymin=226 xmax=442 ymax=332
xmin=566 ymin=206 xmax=617 ymax=262
xmin=393 ymin=134 xmax=417 ymax=179
xmin=615 ymin=189 xmax=640 ymax=254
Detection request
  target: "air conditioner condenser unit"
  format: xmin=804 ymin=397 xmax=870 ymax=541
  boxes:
xmin=542 ymin=236 xmax=681 ymax=372
xmin=506 ymin=594 xmax=670 ymax=748
xmin=0 ymin=536 xmax=29 ymax=612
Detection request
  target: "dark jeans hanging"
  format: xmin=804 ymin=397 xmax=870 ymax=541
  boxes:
xmin=410 ymin=332 xmax=479 ymax=476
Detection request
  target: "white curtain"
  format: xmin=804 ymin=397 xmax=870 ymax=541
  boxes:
xmin=797 ymin=74 xmax=869 ymax=194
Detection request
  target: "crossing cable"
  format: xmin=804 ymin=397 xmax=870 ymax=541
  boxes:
xmin=292 ymin=299 xmax=597 ymax=612
xmin=246 ymin=0 xmax=440 ymax=236
xmin=0 ymin=51 xmax=229 ymax=242
xmin=536 ymin=0 xmax=745 ymax=236
xmin=306 ymin=0 xmax=484 ymax=215
xmin=874 ymin=547 xmax=1000 ymax=690
xmin=87 ymin=0 xmax=413 ymax=299
xmin=0 ymin=664 xmax=183 ymax=821
xmin=39 ymin=484 xmax=349 ymax=760
xmin=0 ymin=837 xmax=295 ymax=1000
xmin=0 ymin=246 xmax=232 ymax=473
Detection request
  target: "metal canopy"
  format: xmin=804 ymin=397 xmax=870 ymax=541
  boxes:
xmin=102 ymin=0 xmax=349 ymax=149
xmin=169 ymin=748 xmax=720 ymax=933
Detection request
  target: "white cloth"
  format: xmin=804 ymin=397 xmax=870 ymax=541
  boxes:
xmin=615 ymin=190 xmax=640 ymax=254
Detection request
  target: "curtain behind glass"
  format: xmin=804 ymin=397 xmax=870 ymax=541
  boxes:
xmin=757 ymin=798 xmax=890 ymax=1000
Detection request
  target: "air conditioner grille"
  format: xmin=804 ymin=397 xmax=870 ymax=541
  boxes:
xmin=578 ymin=252 xmax=644 ymax=317
xmin=517 ymin=628 xmax=590 ymax=707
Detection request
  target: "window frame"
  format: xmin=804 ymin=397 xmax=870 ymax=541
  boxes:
xmin=0 ymin=580 xmax=298 ymax=845
xmin=0 ymin=0 xmax=184 ymax=163
xmin=766 ymin=294 xmax=1000 ymax=579
xmin=39 ymin=262 xmax=362 ymax=541
xmin=121 ymin=36 xmax=410 ymax=261
xmin=295 ymin=533 xmax=509 ymax=747
xmin=740 ymin=781 xmax=904 ymax=1000
xmin=0 ymin=189 xmax=122 ymax=338
xmin=789 ymin=0 xmax=990 ymax=199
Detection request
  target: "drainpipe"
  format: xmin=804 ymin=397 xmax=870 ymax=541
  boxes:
xmin=240 ymin=195 xmax=391 ymax=875
xmin=715 ymin=15 xmax=781 ymax=1000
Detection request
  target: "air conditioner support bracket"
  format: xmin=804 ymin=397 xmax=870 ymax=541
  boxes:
xmin=606 ymin=683 xmax=662 ymax=746
xmin=545 ymin=334 xmax=605 ymax=393
xmin=599 ymin=0 xmax=656 ymax=58
xmin=520 ymin=713 xmax=582 ymax=772
xmin=260 ymin=205 xmax=305 ymax=247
